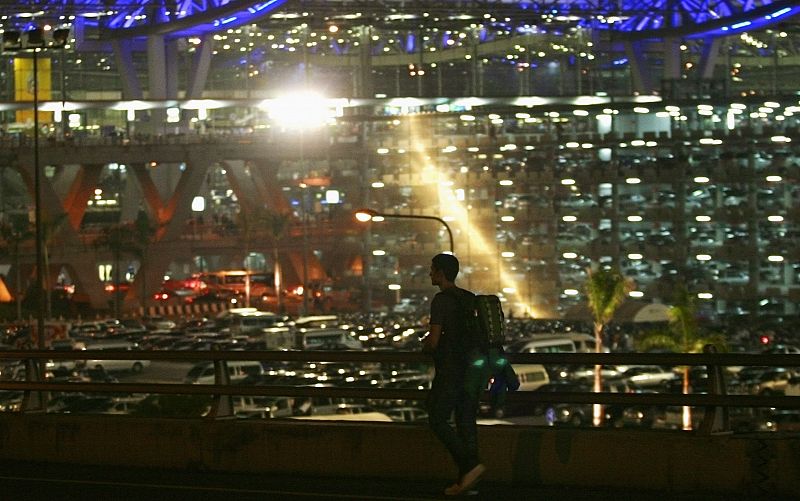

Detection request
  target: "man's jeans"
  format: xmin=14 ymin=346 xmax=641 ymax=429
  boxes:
xmin=427 ymin=373 xmax=480 ymax=477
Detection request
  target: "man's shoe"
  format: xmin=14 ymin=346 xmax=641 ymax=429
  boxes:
xmin=459 ymin=464 xmax=486 ymax=492
xmin=444 ymin=464 xmax=486 ymax=496
xmin=444 ymin=482 xmax=463 ymax=496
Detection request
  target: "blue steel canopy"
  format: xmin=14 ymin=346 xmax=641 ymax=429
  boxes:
xmin=4 ymin=0 xmax=799 ymax=39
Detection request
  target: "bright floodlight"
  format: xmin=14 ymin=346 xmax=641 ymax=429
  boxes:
xmin=354 ymin=208 xmax=378 ymax=222
xmin=264 ymin=91 xmax=341 ymax=130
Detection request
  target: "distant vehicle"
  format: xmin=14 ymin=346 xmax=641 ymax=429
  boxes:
xmin=293 ymin=315 xmax=339 ymax=329
xmin=506 ymin=337 xmax=574 ymax=353
xmin=141 ymin=316 xmax=177 ymax=332
xmin=104 ymin=396 xmax=146 ymax=415
xmin=291 ymin=412 xmax=393 ymax=422
xmin=197 ymin=270 xmax=276 ymax=301
xmin=515 ymin=364 xmax=550 ymax=391
xmin=233 ymin=396 xmax=294 ymax=419
xmin=749 ymin=368 xmax=797 ymax=396
xmin=68 ymin=322 xmax=108 ymax=338
xmin=299 ymin=328 xmax=363 ymax=350
xmin=251 ymin=327 xmax=295 ymax=350
xmin=758 ymin=409 xmax=800 ymax=432
xmin=392 ymin=298 xmax=422 ymax=315
xmin=786 ymin=375 xmax=800 ymax=397
xmin=184 ymin=360 xmax=264 ymax=384
xmin=763 ymin=344 xmax=800 ymax=355
xmin=82 ymin=340 xmax=151 ymax=373
xmin=385 ymin=407 xmax=428 ymax=423
xmin=556 ymin=365 xmax=624 ymax=384
xmin=622 ymin=366 xmax=677 ymax=388
xmin=216 ymin=308 xmax=289 ymax=335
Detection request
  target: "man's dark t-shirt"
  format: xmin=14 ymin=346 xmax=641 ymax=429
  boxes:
xmin=430 ymin=286 xmax=475 ymax=379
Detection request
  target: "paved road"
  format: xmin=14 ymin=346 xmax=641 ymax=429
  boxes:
xmin=0 ymin=460 xmax=757 ymax=501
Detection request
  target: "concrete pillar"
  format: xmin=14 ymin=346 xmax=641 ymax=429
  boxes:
xmin=357 ymin=27 xmax=374 ymax=98
xmin=662 ymin=37 xmax=682 ymax=97
xmin=624 ymin=41 xmax=654 ymax=94
xmin=187 ymin=34 xmax=214 ymax=99
xmin=60 ymin=164 xmax=104 ymax=231
xmin=223 ymin=160 xmax=261 ymax=212
xmin=697 ymin=37 xmax=721 ymax=81
xmin=248 ymin=160 xmax=293 ymax=214
xmin=112 ymin=39 xmax=143 ymax=99
xmin=146 ymin=34 xmax=168 ymax=134
xmin=119 ymin=169 xmax=145 ymax=223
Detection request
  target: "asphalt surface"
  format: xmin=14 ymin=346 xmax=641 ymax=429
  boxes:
xmin=0 ymin=460 xmax=779 ymax=501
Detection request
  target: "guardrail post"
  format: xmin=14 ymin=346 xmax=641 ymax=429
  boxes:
xmin=21 ymin=358 xmax=47 ymax=413
xmin=208 ymin=346 xmax=234 ymax=419
xmin=698 ymin=344 xmax=730 ymax=434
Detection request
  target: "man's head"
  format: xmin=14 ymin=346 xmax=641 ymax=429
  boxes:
xmin=430 ymin=253 xmax=459 ymax=287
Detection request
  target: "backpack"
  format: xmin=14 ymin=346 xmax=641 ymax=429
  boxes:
xmin=474 ymin=295 xmax=506 ymax=348
xmin=447 ymin=290 xmax=517 ymax=401
xmin=448 ymin=290 xmax=506 ymax=353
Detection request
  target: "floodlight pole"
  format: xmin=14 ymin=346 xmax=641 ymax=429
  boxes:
xmin=32 ymin=48 xmax=46 ymax=349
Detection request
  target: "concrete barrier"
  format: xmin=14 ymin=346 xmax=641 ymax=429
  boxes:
xmin=0 ymin=414 xmax=797 ymax=496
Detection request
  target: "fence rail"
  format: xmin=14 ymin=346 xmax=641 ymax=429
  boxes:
xmin=1 ymin=350 xmax=799 ymax=428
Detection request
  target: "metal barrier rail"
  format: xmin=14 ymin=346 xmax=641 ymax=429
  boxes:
xmin=1 ymin=350 xmax=799 ymax=429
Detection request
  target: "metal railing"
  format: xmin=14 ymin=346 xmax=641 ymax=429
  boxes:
xmin=1 ymin=349 xmax=798 ymax=431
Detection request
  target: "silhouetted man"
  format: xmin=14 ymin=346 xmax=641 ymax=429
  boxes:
xmin=423 ymin=253 xmax=485 ymax=496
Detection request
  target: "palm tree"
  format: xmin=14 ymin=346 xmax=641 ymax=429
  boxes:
xmin=95 ymin=221 xmax=149 ymax=317
xmin=585 ymin=266 xmax=630 ymax=426
xmin=40 ymin=213 xmax=68 ymax=319
xmin=131 ymin=211 xmax=154 ymax=308
xmin=263 ymin=210 xmax=290 ymax=313
xmin=237 ymin=206 xmax=290 ymax=311
xmin=637 ymin=284 xmax=726 ymax=430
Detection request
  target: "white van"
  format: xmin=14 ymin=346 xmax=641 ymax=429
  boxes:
xmin=507 ymin=337 xmax=576 ymax=353
xmin=300 ymin=328 xmax=363 ymax=350
xmin=233 ymin=396 xmax=294 ymax=418
xmin=506 ymin=333 xmax=599 ymax=353
xmin=514 ymin=364 xmax=550 ymax=391
xmin=184 ymin=360 xmax=264 ymax=384
xmin=259 ymin=327 xmax=295 ymax=350
xmin=561 ymin=333 xmax=601 ymax=353
xmin=217 ymin=309 xmax=289 ymax=335
xmin=83 ymin=340 xmax=151 ymax=373
xmin=293 ymin=315 xmax=339 ymax=329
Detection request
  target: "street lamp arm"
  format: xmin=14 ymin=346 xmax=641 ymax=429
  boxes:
xmin=353 ymin=209 xmax=454 ymax=254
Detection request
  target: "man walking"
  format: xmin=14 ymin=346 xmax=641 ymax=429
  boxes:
xmin=423 ymin=253 xmax=485 ymax=496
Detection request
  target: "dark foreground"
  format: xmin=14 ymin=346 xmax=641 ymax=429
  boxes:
xmin=0 ymin=460 xmax=783 ymax=501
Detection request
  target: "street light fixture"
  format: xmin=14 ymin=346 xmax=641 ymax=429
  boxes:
xmin=353 ymin=208 xmax=455 ymax=254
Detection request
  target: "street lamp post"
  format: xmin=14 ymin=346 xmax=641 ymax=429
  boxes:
xmin=2 ymin=27 xmax=71 ymax=348
xmin=353 ymin=208 xmax=454 ymax=254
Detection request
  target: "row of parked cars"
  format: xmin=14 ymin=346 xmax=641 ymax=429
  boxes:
xmin=2 ymin=311 xmax=798 ymax=432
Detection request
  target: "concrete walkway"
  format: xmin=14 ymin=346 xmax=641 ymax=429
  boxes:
xmin=0 ymin=460 xmax=780 ymax=501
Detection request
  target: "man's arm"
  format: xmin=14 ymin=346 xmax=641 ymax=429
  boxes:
xmin=423 ymin=323 xmax=442 ymax=352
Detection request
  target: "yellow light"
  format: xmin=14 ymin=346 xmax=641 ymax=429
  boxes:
xmin=354 ymin=209 xmax=376 ymax=222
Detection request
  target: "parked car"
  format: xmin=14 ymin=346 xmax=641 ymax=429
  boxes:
xmin=82 ymin=340 xmax=151 ymax=373
xmin=748 ymin=368 xmax=797 ymax=396
xmin=786 ymin=375 xmax=800 ymax=397
xmin=622 ymin=366 xmax=677 ymax=388
xmin=385 ymin=406 xmax=428 ymax=423
xmin=760 ymin=410 xmax=800 ymax=432
xmin=184 ymin=360 xmax=264 ymax=384
xmin=763 ymin=344 xmax=800 ymax=355
xmin=233 ymin=396 xmax=294 ymax=418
